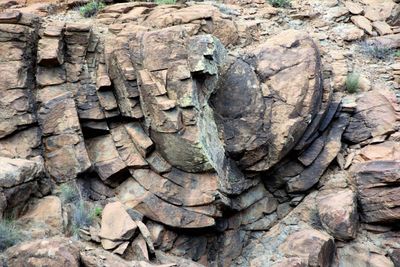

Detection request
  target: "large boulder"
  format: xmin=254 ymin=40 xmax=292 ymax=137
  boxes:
xmin=211 ymin=29 xmax=325 ymax=172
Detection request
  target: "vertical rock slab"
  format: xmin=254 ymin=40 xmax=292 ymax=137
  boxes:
xmin=286 ymin=113 xmax=349 ymax=192
xmin=34 ymin=22 xmax=92 ymax=183
xmin=0 ymin=12 xmax=39 ymax=138
xmin=37 ymin=21 xmax=64 ymax=66
xmin=37 ymin=91 xmax=91 ymax=182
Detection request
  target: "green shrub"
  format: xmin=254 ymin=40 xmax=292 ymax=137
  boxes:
xmin=346 ymin=72 xmax=360 ymax=94
xmin=60 ymin=184 xmax=80 ymax=204
xmin=268 ymin=0 xmax=291 ymax=8
xmin=395 ymin=50 xmax=400 ymax=57
xmin=91 ymin=206 xmax=103 ymax=218
xmin=71 ymin=201 xmax=95 ymax=237
xmin=0 ymin=220 xmax=23 ymax=251
xmin=155 ymin=0 xmax=176 ymax=4
xmin=79 ymin=1 xmax=106 ymax=18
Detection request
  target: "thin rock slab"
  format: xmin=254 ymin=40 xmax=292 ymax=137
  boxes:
xmin=117 ymin=178 xmax=215 ymax=229
xmin=286 ymin=113 xmax=350 ymax=193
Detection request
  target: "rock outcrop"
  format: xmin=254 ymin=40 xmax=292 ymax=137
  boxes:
xmin=2 ymin=0 xmax=400 ymax=266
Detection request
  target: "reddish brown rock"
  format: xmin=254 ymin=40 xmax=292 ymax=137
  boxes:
xmin=278 ymin=229 xmax=335 ymax=267
xmin=353 ymin=141 xmax=400 ymax=163
xmin=117 ymin=178 xmax=215 ymax=228
xmin=5 ymin=237 xmax=81 ymax=267
xmin=99 ymin=201 xmax=137 ymax=248
xmin=19 ymin=196 xmax=63 ymax=238
xmin=344 ymin=90 xmax=400 ymax=144
xmin=86 ymin=134 xmax=127 ymax=183
xmin=38 ymin=95 xmax=91 ymax=182
xmin=338 ymin=245 xmax=394 ymax=267
xmin=353 ymin=161 xmax=400 ymax=223
xmin=317 ymin=188 xmax=358 ymax=240
xmin=212 ymin=29 xmax=325 ymax=173
xmin=37 ymin=34 xmax=64 ymax=66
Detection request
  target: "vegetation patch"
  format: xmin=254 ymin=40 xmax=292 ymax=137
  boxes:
xmin=79 ymin=1 xmax=106 ymax=18
xmin=358 ymin=41 xmax=393 ymax=60
xmin=60 ymin=184 xmax=80 ymax=204
xmin=155 ymin=0 xmax=177 ymax=4
xmin=346 ymin=72 xmax=360 ymax=94
xmin=71 ymin=201 xmax=95 ymax=237
xmin=91 ymin=206 xmax=103 ymax=218
xmin=268 ymin=0 xmax=291 ymax=8
xmin=0 ymin=220 xmax=23 ymax=252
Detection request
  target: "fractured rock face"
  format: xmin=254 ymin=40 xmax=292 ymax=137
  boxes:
xmin=344 ymin=90 xmax=400 ymax=144
xmin=212 ymin=29 xmax=324 ymax=172
xmin=0 ymin=156 xmax=44 ymax=217
xmin=352 ymin=160 xmax=400 ymax=223
xmin=0 ymin=12 xmax=39 ymax=139
xmin=317 ymin=188 xmax=358 ymax=240
xmin=117 ymin=178 xmax=216 ymax=228
xmin=234 ymin=191 xmax=336 ymax=267
xmin=108 ymin=24 xmax=250 ymax=196
xmin=0 ymin=4 xmax=358 ymax=265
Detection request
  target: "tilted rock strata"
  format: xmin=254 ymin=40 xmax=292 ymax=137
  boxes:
xmin=0 ymin=2 xmax=376 ymax=266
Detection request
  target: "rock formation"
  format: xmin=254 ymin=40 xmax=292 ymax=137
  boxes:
xmin=1 ymin=0 xmax=400 ymax=266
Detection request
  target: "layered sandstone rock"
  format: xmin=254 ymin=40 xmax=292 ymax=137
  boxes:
xmin=0 ymin=156 xmax=46 ymax=218
xmin=4 ymin=0 xmax=400 ymax=265
xmin=353 ymin=160 xmax=400 ymax=223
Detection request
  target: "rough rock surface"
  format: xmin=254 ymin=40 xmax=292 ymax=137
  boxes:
xmin=317 ymin=188 xmax=358 ymax=240
xmin=353 ymin=160 xmax=400 ymax=223
xmin=2 ymin=0 xmax=400 ymax=266
xmin=4 ymin=237 xmax=81 ymax=267
xmin=99 ymin=201 xmax=137 ymax=249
